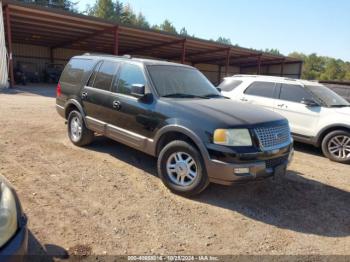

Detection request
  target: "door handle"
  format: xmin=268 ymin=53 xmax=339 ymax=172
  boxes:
xmin=240 ymin=98 xmax=248 ymax=102
xmin=112 ymin=100 xmax=121 ymax=110
xmin=81 ymin=91 xmax=88 ymax=99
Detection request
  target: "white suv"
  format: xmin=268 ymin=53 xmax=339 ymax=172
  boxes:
xmin=219 ymin=75 xmax=350 ymax=163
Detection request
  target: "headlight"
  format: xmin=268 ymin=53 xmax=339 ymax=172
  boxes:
xmin=213 ymin=128 xmax=252 ymax=146
xmin=0 ymin=177 xmax=18 ymax=247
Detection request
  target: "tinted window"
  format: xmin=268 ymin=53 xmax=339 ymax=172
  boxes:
xmin=147 ymin=65 xmax=220 ymax=97
xmin=87 ymin=62 xmax=102 ymax=87
xmin=220 ymin=79 xmax=243 ymax=92
xmin=306 ymin=85 xmax=349 ymax=106
xmin=93 ymin=61 xmax=119 ymax=91
xmin=245 ymin=81 xmax=275 ymax=98
xmin=280 ymin=84 xmax=313 ymax=103
xmin=116 ymin=63 xmax=146 ymax=95
xmin=60 ymin=58 xmax=95 ymax=85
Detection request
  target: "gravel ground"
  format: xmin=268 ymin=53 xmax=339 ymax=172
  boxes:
xmin=0 ymin=85 xmax=349 ymax=259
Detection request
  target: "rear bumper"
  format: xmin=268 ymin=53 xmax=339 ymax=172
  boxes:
xmin=0 ymin=216 xmax=28 ymax=262
xmin=56 ymin=104 xmax=65 ymax=118
xmin=205 ymin=144 xmax=293 ymax=185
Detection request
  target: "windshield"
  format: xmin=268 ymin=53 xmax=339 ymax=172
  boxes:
xmin=147 ymin=65 xmax=221 ymax=98
xmin=305 ymin=85 xmax=350 ymax=107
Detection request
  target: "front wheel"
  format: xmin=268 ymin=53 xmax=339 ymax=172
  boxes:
xmin=321 ymin=130 xmax=350 ymax=163
xmin=157 ymin=140 xmax=209 ymax=196
xmin=67 ymin=110 xmax=94 ymax=146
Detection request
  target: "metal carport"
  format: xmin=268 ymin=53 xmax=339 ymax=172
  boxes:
xmin=2 ymin=0 xmax=303 ymax=87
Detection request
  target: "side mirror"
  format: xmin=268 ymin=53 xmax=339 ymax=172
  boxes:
xmin=301 ymin=98 xmax=319 ymax=107
xmin=131 ymin=84 xmax=145 ymax=98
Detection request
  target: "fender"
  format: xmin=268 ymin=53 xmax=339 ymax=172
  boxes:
xmin=152 ymin=124 xmax=210 ymax=160
xmin=64 ymin=99 xmax=88 ymax=125
xmin=314 ymin=124 xmax=350 ymax=146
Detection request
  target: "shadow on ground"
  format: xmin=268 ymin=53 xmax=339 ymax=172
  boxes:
xmin=27 ymin=231 xmax=69 ymax=261
xmin=293 ymin=141 xmax=323 ymax=157
xmin=0 ymin=84 xmax=56 ymax=98
xmin=87 ymin=136 xmax=350 ymax=238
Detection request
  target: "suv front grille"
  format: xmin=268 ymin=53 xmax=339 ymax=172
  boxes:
xmin=254 ymin=124 xmax=291 ymax=150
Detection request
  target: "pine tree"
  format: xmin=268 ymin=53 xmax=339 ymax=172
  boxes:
xmin=158 ymin=19 xmax=177 ymax=34
xmin=18 ymin=0 xmax=77 ymax=11
xmin=179 ymin=27 xmax=188 ymax=36
xmin=135 ymin=12 xmax=150 ymax=28
xmin=216 ymin=37 xmax=231 ymax=45
xmin=121 ymin=4 xmax=137 ymax=25
xmin=88 ymin=0 xmax=117 ymax=21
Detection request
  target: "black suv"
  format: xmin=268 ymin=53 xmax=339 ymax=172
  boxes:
xmin=56 ymin=54 xmax=293 ymax=196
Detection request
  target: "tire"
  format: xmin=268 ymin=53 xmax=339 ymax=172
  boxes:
xmin=67 ymin=110 xmax=94 ymax=146
xmin=321 ymin=130 xmax=350 ymax=164
xmin=157 ymin=140 xmax=209 ymax=196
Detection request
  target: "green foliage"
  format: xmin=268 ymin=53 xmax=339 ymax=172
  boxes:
xmin=156 ymin=19 xmax=177 ymax=34
xmin=17 ymin=0 xmax=77 ymax=11
xmin=121 ymin=4 xmax=137 ymax=25
xmin=87 ymin=0 xmax=117 ymax=21
xmin=179 ymin=27 xmax=188 ymax=36
xmin=264 ymin=48 xmax=282 ymax=56
xmin=289 ymin=52 xmax=350 ymax=81
xmin=216 ymin=37 xmax=232 ymax=45
xmin=135 ymin=12 xmax=150 ymax=29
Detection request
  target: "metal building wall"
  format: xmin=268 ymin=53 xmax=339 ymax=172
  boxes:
xmin=0 ymin=2 xmax=8 ymax=88
xmin=12 ymin=43 xmax=238 ymax=85
xmin=240 ymin=63 xmax=301 ymax=79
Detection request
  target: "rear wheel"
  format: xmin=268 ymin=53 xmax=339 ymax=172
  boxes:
xmin=157 ymin=140 xmax=209 ymax=196
xmin=321 ymin=130 xmax=350 ymax=163
xmin=67 ymin=110 xmax=94 ymax=146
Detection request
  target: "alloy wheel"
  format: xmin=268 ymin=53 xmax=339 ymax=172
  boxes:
xmin=166 ymin=152 xmax=198 ymax=187
xmin=328 ymin=135 xmax=350 ymax=159
xmin=70 ymin=116 xmax=82 ymax=142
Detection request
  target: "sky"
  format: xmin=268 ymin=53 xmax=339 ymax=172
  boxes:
xmin=76 ymin=0 xmax=350 ymax=61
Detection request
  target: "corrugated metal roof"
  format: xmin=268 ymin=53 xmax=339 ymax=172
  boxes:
xmin=2 ymin=0 xmax=302 ymax=67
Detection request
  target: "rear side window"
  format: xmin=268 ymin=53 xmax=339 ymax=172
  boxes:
xmin=60 ymin=58 xmax=95 ymax=85
xmin=244 ymin=81 xmax=275 ymax=98
xmin=116 ymin=63 xmax=146 ymax=95
xmin=280 ymin=84 xmax=313 ymax=103
xmin=220 ymin=79 xmax=243 ymax=92
xmin=92 ymin=61 xmax=119 ymax=91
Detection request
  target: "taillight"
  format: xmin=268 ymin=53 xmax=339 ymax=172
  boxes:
xmin=56 ymin=82 xmax=61 ymax=97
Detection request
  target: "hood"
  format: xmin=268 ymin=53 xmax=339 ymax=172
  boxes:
xmin=170 ymin=98 xmax=286 ymax=126
xmin=334 ymin=106 xmax=350 ymax=116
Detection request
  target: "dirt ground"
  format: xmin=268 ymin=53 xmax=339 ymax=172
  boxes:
xmin=0 ymin=85 xmax=349 ymax=259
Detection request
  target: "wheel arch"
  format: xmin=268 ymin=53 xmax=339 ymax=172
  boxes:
xmin=64 ymin=99 xmax=87 ymax=125
xmin=316 ymin=124 xmax=350 ymax=146
xmin=153 ymin=125 xmax=209 ymax=160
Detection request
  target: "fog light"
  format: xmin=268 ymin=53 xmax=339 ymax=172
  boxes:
xmin=234 ymin=167 xmax=250 ymax=174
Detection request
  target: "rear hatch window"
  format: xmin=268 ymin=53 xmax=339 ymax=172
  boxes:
xmin=60 ymin=58 xmax=96 ymax=86
xmin=219 ymin=79 xmax=243 ymax=91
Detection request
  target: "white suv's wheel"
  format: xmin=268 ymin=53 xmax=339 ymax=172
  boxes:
xmin=322 ymin=130 xmax=350 ymax=164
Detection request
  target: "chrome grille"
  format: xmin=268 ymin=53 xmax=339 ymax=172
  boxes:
xmin=254 ymin=124 xmax=291 ymax=150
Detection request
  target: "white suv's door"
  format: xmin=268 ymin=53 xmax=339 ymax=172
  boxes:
xmin=239 ymin=81 xmax=277 ymax=111
xmin=274 ymin=83 xmax=320 ymax=137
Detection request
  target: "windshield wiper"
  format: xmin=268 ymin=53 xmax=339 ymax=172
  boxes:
xmin=203 ymin=93 xmax=224 ymax=98
xmin=162 ymin=93 xmax=209 ymax=99
xmin=329 ymin=104 xmax=350 ymax=107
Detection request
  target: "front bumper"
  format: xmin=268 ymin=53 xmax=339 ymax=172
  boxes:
xmin=205 ymin=143 xmax=293 ymax=185
xmin=0 ymin=215 xmax=28 ymax=262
